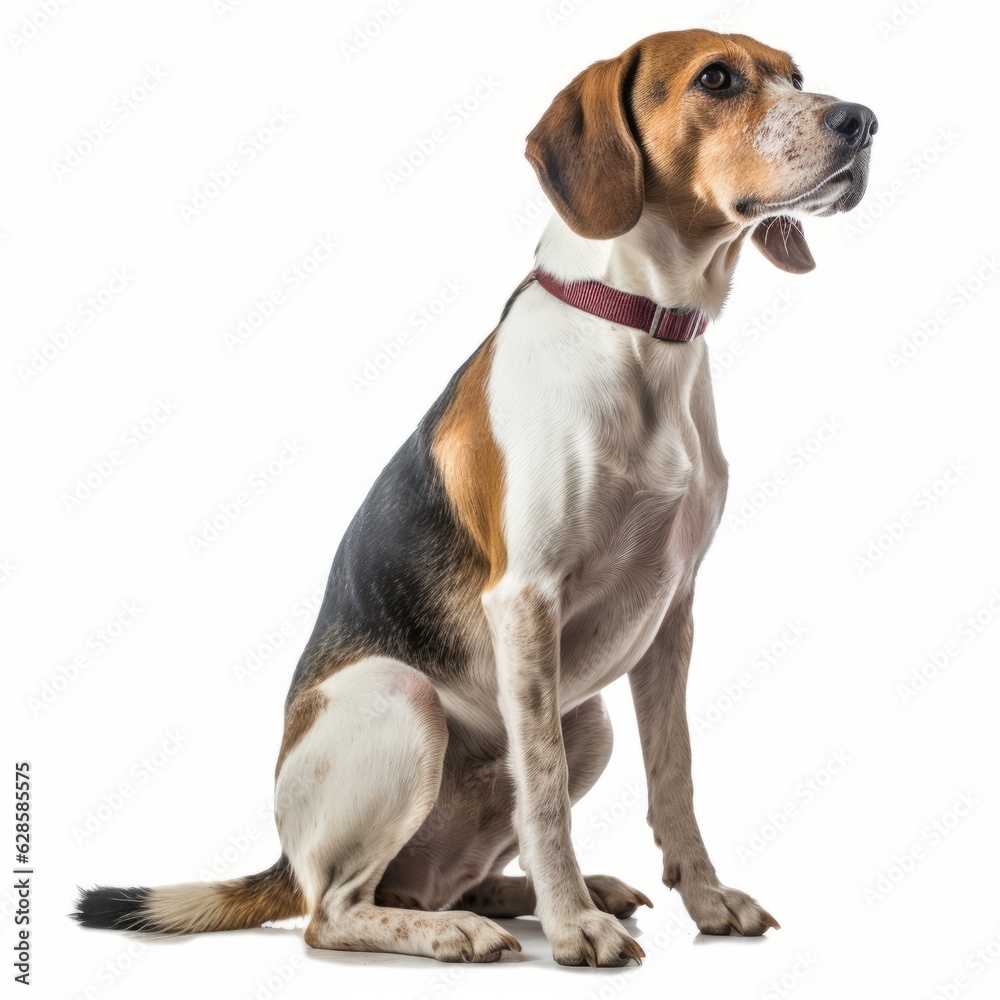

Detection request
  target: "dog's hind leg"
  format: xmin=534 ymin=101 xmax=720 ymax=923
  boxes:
xmin=457 ymin=874 xmax=653 ymax=920
xmin=275 ymin=658 xmax=521 ymax=962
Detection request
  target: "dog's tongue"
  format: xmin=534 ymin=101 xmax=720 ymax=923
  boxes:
xmin=751 ymin=215 xmax=816 ymax=274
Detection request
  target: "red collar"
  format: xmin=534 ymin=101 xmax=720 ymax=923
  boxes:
xmin=532 ymin=268 xmax=708 ymax=343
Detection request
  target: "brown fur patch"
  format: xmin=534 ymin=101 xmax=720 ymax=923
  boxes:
xmin=431 ymin=336 xmax=507 ymax=591
xmin=626 ymin=31 xmax=829 ymax=230
xmin=526 ymin=48 xmax=644 ymax=240
xmin=275 ymin=685 xmax=329 ymax=779
xmin=215 ymin=855 xmax=305 ymax=928
xmin=145 ymin=855 xmax=305 ymax=934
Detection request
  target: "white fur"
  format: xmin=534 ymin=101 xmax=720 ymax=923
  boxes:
xmin=485 ymin=213 xmax=728 ymax=715
xmin=750 ymin=78 xmax=828 ymax=163
xmin=748 ymin=79 xmax=853 ymax=215
xmin=536 ymin=209 xmax=739 ymax=319
xmin=276 ymin=659 xmax=523 ymax=962
xmin=275 ymin=659 xmax=446 ymax=912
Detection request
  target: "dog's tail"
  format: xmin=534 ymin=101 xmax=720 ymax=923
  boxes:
xmin=71 ymin=855 xmax=305 ymax=934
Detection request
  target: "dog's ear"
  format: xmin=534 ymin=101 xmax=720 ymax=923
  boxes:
xmin=751 ymin=216 xmax=816 ymax=274
xmin=525 ymin=49 xmax=644 ymax=241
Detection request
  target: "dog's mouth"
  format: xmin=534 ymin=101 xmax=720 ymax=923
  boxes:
xmin=737 ymin=146 xmax=872 ymax=220
xmin=817 ymin=145 xmax=871 ymax=215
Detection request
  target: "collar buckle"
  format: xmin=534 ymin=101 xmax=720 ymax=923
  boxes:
xmin=648 ymin=304 xmax=666 ymax=338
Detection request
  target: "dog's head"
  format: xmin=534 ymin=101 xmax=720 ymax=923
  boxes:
xmin=526 ymin=29 xmax=876 ymax=274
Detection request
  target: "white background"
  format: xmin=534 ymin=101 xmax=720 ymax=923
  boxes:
xmin=4 ymin=0 xmax=999 ymax=998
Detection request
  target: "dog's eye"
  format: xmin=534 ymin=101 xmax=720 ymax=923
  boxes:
xmin=791 ymin=73 xmax=804 ymax=91
xmin=699 ymin=64 xmax=731 ymax=91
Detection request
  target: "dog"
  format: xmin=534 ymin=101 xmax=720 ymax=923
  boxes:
xmin=74 ymin=29 xmax=875 ymax=967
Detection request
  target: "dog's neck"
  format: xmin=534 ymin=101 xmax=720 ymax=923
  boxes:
xmin=534 ymin=211 xmax=748 ymax=321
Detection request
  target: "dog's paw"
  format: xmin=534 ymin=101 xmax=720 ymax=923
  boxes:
xmin=585 ymin=875 xmax=654 ymax=919
xmin=548 ymin=908 xmax=645 ymax=967
xmin=432 ymin=911 xmax=523 ymax=962
xmin=682 ymin=883 xmax=779 ymax=936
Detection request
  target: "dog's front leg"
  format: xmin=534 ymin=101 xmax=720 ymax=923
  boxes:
xmin=628 ymin=591 xmax=780 ymax=936
xmin=484 ymin=580 xmax=645 ymax=967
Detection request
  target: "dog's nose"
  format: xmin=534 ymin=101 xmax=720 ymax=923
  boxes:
xmin=822 ymin=102 xmax=878 ymax=149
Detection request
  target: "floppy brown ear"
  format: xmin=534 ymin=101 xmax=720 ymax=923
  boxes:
xmin=751 ymin=216 xmax=816 ymax=274
xmin=525 ymin=49 xmax=644 ymax=241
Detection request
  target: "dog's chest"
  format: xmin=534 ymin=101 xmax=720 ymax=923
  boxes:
xmin=489 ymin=299 xmax=727 ymax=706
xmin=555 ymin=408 xmax=724 ymax=704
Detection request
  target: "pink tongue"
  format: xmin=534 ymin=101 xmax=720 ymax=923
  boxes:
xmin=751 ymin=216 xmax=816 ymax=274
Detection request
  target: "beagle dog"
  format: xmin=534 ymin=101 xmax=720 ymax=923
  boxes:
xmin=74 ymin=29 xmax=875 ymax=967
